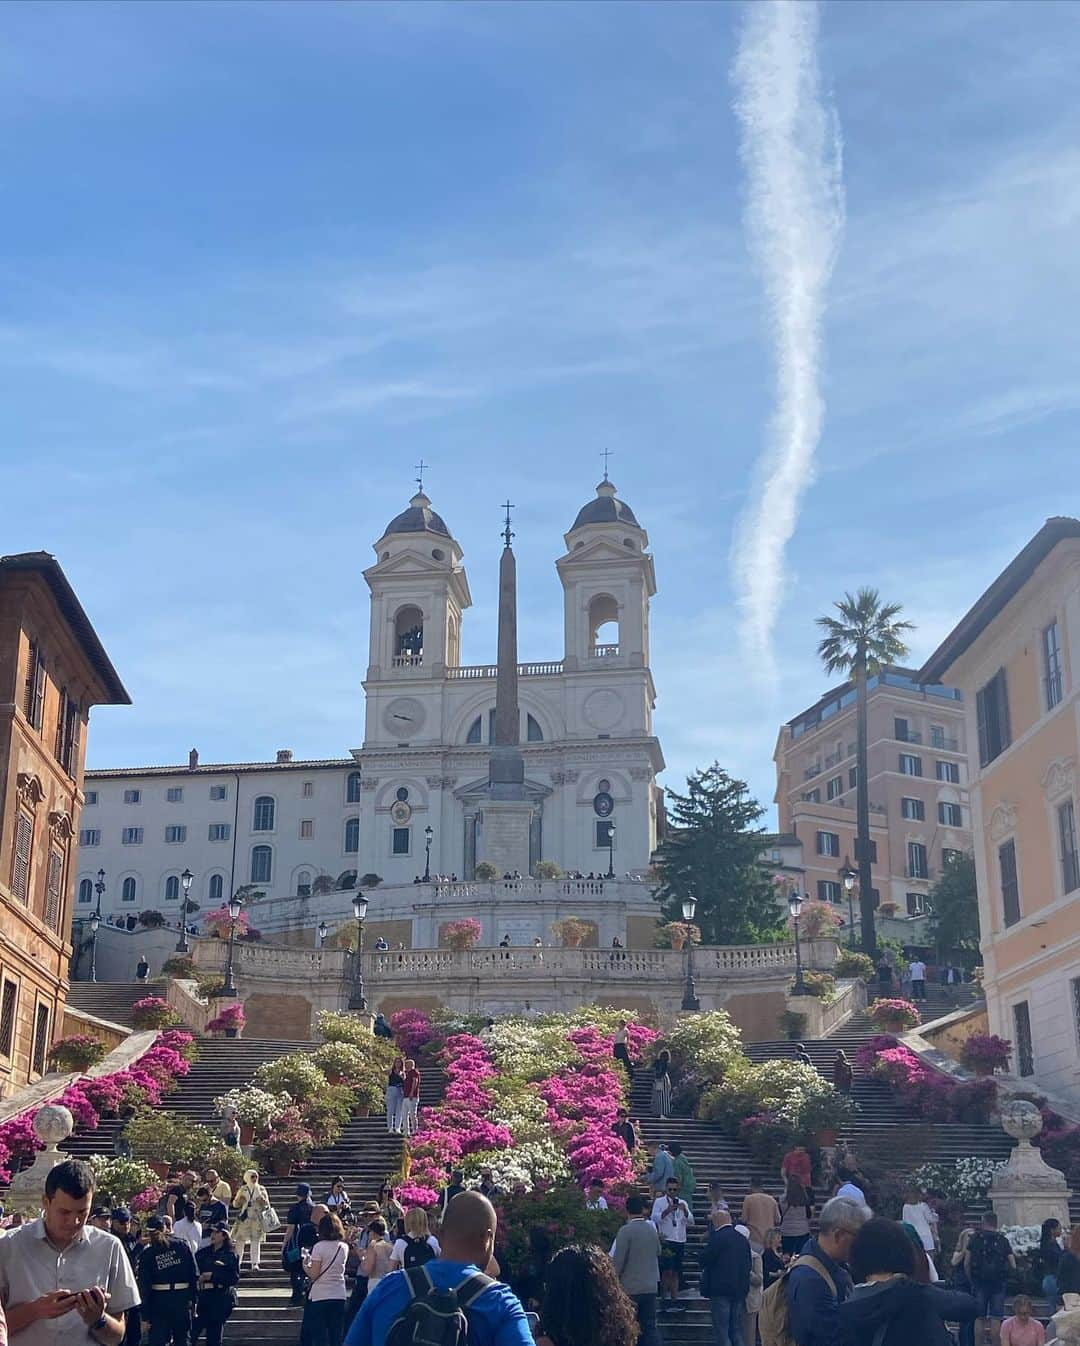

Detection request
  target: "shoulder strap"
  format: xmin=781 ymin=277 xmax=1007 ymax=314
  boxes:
xmin=789 ymin=1255 xmax=836 ymax=1298
xmin=308 ymin=1245 xmax=345 ymax=1289
xmin=457 ymin=1272 xmax=495 ymax=1307
xmin=403 ymin=1264 xmax=434 ymax=1301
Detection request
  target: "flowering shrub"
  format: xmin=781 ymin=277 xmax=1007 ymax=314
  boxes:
xmin=868 ymin=998 xmax=921 ymax=1031
xmin=202 ymin=905 xmax=250 ymax=938
xmin=213 ymin=1087 xmax=290 ymax=1131
xmin=391 ymin=1009 xmax=433 ymax=1058
xmin=653 ymin=1010 xmax=742 ymax=1084
xmin=316 ymin=1010 xmax=374 ymax=1046
xmin=443 ymin=918 xmax=483 ymax=951
xmin=48 ymin=1034 xmax=108 ymax=1072
xmin=550 ymin=917 xmax=594 ymax=946
xmin=907 ymin=1158 xmax=1007 ymax=1204
xmin=835 ymin=950 xmax=876 ymax=982
xmin=794 ymin=970 xmax=837 ymax=1002
xmin=855 ymin=1036 xmax=998 ymax=1124
xmin=87 ymin=1156 xmax=162 ymax=1204
xmin=131 ymin=997 xmax=180 ymax=1030
xmin=960 ymin=1034 xmax=1012 ymax=1071
xmin=253 ymin=1055 xmax=325 ymax=1099
xmin=251 ymin=1107 xmax=315 ymax=1169
xmin=788 ymin=900 xmax=843 ymax=939
xmin=1001 ymin=1226 xmax=1042 ymax=1256
xmin=131 ymin=1186 xmax=162 ymax=1213
xmin=205 ymin=1004 xmax=246 ymax=1033
xmin=312 ymin=1041 xmax=369 ymax=1081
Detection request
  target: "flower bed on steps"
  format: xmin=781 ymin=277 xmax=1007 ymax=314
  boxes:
xmin=0 ymin=1029 xmax=195 ymax=1183
xmin=397 ymin=1010 xmax=657 ymax=1209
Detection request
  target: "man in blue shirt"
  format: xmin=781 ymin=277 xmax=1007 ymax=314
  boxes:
xmin=345 ymin=1191 xmax=533 ymax=1346
xmin=786 ymin=1197 xmax=867 ymax=1346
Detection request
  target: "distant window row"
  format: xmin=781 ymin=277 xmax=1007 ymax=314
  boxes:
xmin=81 ymin=815 xmax=360 ymax=850
xmin=90 ymin=773 xmax=362 ymax=809
xmin=78 ymin=873 xmax=227 ymax=906
xmin=976 ymin=623 xmax=1064 ymax=772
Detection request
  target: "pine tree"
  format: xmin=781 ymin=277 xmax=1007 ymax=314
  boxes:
xmin=928 ymin=851 xmax=980 ymax=954
xmin=654 ymin=763 xmax=778 ymax=944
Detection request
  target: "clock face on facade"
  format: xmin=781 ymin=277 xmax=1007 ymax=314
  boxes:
xmin=593 ymin=791 xmax=614 ymax=818
xmin=391 ymin=800 xmax=413 ymax=824
xmin=383 ymin=697 xmax=426 ymax=738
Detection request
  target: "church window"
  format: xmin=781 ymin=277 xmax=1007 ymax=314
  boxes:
xmin=597 ymin=779 xmax=611 ymax=793
xmin=595 ymin=820 xmax=615 ymax=848
xmin=347 ymin=771 xmax=362 ymax=803
xmin=394 ymin=607 xmax=424 ymax=664
xmin=431 ymin=548 xmax=445 ymax=561
xmin=526 ymin=714 xmax=543 ymax=742
xmin=345 ymin=818 xmax=360 ymax=853
xmin=395 ymin=787 xmax=409 ymax=802
xmin=164 ymin=875 xmax=180 ymax=901
xmin=208 ymin=874 xmax=224 ymax=903
xmin=78 ymin=877 xmax=93 ymax=905
xmin=392 ymin=827 xmax=410 ymax=855
xmin=121 ymin=877 xmax=137 ymax=903
xmin=296 ymin=870 xmax=311 ymax=897
xmin=466 ymin=717 xmax=482 ymax=744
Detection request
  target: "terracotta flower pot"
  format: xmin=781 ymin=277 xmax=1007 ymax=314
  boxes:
xmin=972 ymin=1062 xmax=995 ymax=1078
xmin=239 ymin=1125 xmax=255 ymax=1147
xmin=354 ymin=1104 xmax=371 ymax=1119
xmin=271 ymin=1158 xmax=293 ymax=1177
xmin=670 ymin=934 xmax=687 ymax=951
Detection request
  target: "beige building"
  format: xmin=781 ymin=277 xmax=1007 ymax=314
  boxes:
xmin=920 ymin=517 xmax=1080 ymax=1105
xmin=774 ymin=669 xmax=971 ymax=933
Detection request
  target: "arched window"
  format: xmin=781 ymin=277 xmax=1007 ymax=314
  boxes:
xmin=394 ymin=606 xmax=424 ymax=663
xmin=251 ymin=845 xmax=273 ymax=883
xmin=208 ymin=874 xmax=224 ymax=904
xmin=588 ymin=594 xmax=619 ymax=654
xmin=165 ymin=875 xmax=180 ymax=901
xmin=466 ymin=716 xmax=482 ymax=744
xmin=78 ymin=878 xmax=93 ymax=905
xmin=296 ymin=869 xmax=312 ymax=897
xmin=121 ymin=877 xmax=137 ymax=903
xmin=346 ymin=772 xmax=362 ymax=804
xmin=344 ymin=818 xmax=360 ymax=854
xmin=526 ymin=714 xmax=544 ymax=742
xmin=253 ymin=796 xmax=275 ymax=832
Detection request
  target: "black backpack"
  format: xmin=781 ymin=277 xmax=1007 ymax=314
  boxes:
xmin=968 ymin=1231 xmax=1010 ymax=1284
xmin=386 ymin=1267 xmax=494 ymax=1346
xmin=403 ymin=1236 xmax=436 ymax=1270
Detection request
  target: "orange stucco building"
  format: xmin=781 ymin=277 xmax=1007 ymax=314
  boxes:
xmin=921 ymin=518 xmax=1080 ymax=1106
xmin=0 ymin=553 xmax=128 ymax=1095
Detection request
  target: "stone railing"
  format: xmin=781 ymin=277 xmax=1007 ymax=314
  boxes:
xmin=423 ymin=878 xmax=625 ymax=901
xmin=195 ymin=940 xmax=350 ymax=980
xmin=446 ymin=661 xmax=564 ymax=679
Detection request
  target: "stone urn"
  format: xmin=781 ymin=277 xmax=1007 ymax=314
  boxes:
xmin=9 ymin=1104 xmax=74 ymax=1216
xmin=989 ymin=1099 xmax=1071 ymax=1228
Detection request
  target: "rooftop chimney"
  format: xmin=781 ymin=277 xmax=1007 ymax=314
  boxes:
xmin=276 ymin=749 xmax=293 ymax=763
xmin=188 ymin=748 xmax=199 ymax=771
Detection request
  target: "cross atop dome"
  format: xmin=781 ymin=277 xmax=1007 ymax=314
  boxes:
xmin=568 ymin=476 xmax=641 ymax=532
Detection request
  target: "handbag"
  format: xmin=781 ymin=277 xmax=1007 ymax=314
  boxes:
xmin=262 ymin=1206 xmax=281 ymax=1233
xmin=304 ymin=1245 xmax=344 ymax=1301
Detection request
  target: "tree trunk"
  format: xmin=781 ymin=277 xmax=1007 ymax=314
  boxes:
xmin=855 ymin=657 xmax=877 ymax=958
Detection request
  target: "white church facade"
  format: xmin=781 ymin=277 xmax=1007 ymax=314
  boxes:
xmin=76 ymin=479 xmax=667 ymax=947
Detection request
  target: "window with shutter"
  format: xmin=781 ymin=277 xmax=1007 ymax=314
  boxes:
xmin=977 ymin=668 xmax=1011 ymax=766
xmin=31 ymin=1002 xmax=50 ymax=1077
xmin=25 ymin=641 xmax=47 ymax=729
xmin=55 ymin=688 xmax=68 ymax=761
xmin=999 ymin=839 xmax=1020 ymax=927
xmin=44 ymin=849 xmax=63 ymax=932
xmin=0 ymin=980 xmax=17 ymax=1058
xmin=12 ymin=812 xmax=33 ymax=905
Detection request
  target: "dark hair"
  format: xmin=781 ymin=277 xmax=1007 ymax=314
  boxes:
xmin=784 ymin=1177 xmax=807 ymax=1205
xmin=850 ymin=1218 xmax=917 ymax=1284
xmin=318 ymin=1213 xmax=345 ymax=1241
xmin=625 ymin=1195 xmax=645 ymax=1216
xmin=1041 ymin=1218 xmax=1062 ymax=1249
xmin=182 ymin=1201 xmax=196 ymax=1222
xmin=668 ymin=1142 xmax=682 ymax=1157
xmin=541 ymin=1244 xmax=640 ymax=1346
xmin=45 ymin=1159 xmax=95 ymax=1201
xmin=368 ymin=1218 xmax=386 ymax=1237
xmin=750 ymin=1174 xmax=763 ymax=1189
xmin=657 ymin=1050 xmax=671 ymax=1066
xmin=589 ymin=1179 xmax=603 ymax=1189
xmin=211 ymin=1226 xmax=233 ymax=1249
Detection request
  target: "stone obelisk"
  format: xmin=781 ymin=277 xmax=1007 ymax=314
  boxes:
xmin=478 ymin=505 xmax=534 ymax=874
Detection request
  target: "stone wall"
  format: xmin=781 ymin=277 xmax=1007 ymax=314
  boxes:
xmin=922 ymin=1002 xmax=989 ymax=1060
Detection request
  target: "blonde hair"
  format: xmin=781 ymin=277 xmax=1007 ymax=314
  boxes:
xmin=765 ymin=1228 xmax=782 ymax=1250
xmin=1012 ymin=1295 xmax=1033 ymax=1315
xmin=404 ymin=1207 xmax=430 ymax=1239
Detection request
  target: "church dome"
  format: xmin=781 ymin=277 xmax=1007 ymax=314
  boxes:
xmin=383 ymin=490 xmax=451 ymax=539
xmin=570 ymin=479 xmax=640 ymax=531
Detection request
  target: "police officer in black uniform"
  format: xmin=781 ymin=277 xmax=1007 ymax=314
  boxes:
xmin=137 ymin=1214 xmax=199 ymax=1346
xmin=110 ymin=1208 xmax=143 ymax=1346
xmin=193 ymin=1223 xmax=240 ymax=1346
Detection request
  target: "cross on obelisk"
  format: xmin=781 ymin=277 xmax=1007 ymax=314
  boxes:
xmin=601 ymin=447 xmax=613 ymax=481
xmin=414 ymin=459 xmax=428 ymax=493
xmin=501 ymin=499 xmax=515 ymax=548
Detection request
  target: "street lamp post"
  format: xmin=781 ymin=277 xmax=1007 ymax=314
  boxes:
xmin=840 ymin=861 xmax=858 ymax=949
xmin=424 ymin=826 xmax=434 ymax=884
xmin=788 ymin=889 xmax=808 ymax=996
xmin=176 ymin=868 xmax=194 ymax=954
xmin=680 ymin=895 xmax=700 ymax=1012
xmin=349 ymin=891 xmax=369 ymax=1011
xmin=90 ymin=869 xmax=105 ymax=983
xmin=222 ymin=893 xmax=244 ymax=996
xmin=606 ymin=822 xmax=616 ymax=880
xmin=317 ymin=920 xmax=329 ymax=949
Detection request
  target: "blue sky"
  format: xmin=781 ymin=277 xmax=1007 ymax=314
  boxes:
xmin=4 ymin=0 xmax=1077 ymax=824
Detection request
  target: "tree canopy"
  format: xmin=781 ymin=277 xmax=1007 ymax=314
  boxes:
xmin=653 ymin=763 xmax=779 ymax=944
xmin=816 ymin=588 xmax=913 ymax=677
xmin=927 ymin=851 xmax=980 ymax=954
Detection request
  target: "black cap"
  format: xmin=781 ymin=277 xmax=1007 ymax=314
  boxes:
xmin=92 ymin=1205 xmax=111 ymax=1218
xmin=146 ymin=1215 xmax=165 ymax=1231
xmin=111 ymin=1208 xmax=132 ymax=1222
xmin=296 ymin=1183 xmax=312 ymax=1197
xmin=210 ymin=1220 xmax=230 ymax=1233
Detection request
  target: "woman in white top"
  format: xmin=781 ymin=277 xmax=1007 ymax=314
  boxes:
xmin=172 ymin=1200 xmax=202 ymax=1255
xmin=231 ymin=1167 xmax=271 ymax=1272
xmin=389 ymin=1207 xmax=441 ymax=1271
xmin=304 ymin=1212 xmax=349 ymax=1346
xmin=359 ymin=1217 xmax=395 ymax=1289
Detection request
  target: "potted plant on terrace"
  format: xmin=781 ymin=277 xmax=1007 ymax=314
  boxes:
xmin=797 ymin=1088 xmax=857 ymax=1148
xmin=126 ymin=1110 xmax=217 ymax=1178
xmin=87 ymin=1156 xmax=162 ymax=1207
xmin=868 ymin=998 xmax=921 ymax=1032
xmin=550 ymin=917 xmax=592 ymax=948
xmin=206 ymin=1004 xmax=246 ymax=1039
xmin=138 ymin=910 xmax=166 ymax=929
xmin=131 ymin=996 xmax=180 ymax=1030
xmin=252 ymin=1108 xmax=314 ymax=1177
xmin=443 ymin=918 xmax=483 ymax=952
xmin=658 ymin=921 xmax=702 ymax=952
xmin=312 ymin=1041 xmax=367 ymax=1086
xmin=960 ymin=1033 xmax=1012 ymax=1077
xmin=48 ymin=1034 xmax=108 ymax=1073
xmin=474 ymin=862 xmax=498 ymax=882
xmin=213 ymin=1087 xmax=289 ymax=1146
xmin=203 ymin=905 xmax=251 ymax=939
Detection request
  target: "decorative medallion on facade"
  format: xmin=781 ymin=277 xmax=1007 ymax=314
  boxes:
xmin=16 ymin=773 xmax=45 ymax=810
xmin=988 ymin=800 xmax=1018 ymax=843
xmin=48 ymin=811 xmax=74 ymax=842
xmin=1042 ymin=757 xmax=1077 ymax=802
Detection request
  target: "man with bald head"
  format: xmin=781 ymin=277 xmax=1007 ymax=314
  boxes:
xmin=345 ymin=1191 xmax=532 ymax=1346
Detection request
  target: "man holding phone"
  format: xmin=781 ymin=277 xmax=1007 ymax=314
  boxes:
xmin=0 ymin=1159 xmax=140 ymax=1345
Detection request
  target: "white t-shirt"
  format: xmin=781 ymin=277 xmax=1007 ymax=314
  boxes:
xmin=391 ymin=1234 xmax=440 ymax=1265
xmin=909 ymin=960 xmax=926 ymax=981
xmin=172 ymin=1218 xmax=201 ymax=1254
xmin=306 ymin=1239 xmax=348 ymax=1301
xmin=902 ymin=1201 xmax=937 ymax=1252
xmin=585 ymin=1196 xmax=608 ymax=1210
xmin=651 ymin=1195 xmax=694 ymax=1244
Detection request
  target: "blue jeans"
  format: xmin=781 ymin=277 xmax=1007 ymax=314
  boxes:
xmin=709 ymin=1296 xmax=745 ymax=1346
xmin=385 ymin=1084 xmax=403 ymax=1131
xmin=632 ymin=1293 xmax=660 ymax=1346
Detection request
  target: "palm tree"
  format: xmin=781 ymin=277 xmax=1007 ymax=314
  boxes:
xmin=817 ymin=589 xmax=913 ymax=957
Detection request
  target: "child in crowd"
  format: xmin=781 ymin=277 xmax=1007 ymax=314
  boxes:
xmin=1001 ymin=1295 xmax=1046 ymax=1346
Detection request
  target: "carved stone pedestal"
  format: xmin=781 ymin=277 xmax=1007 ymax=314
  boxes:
xmin=8 ymin=1103 xmax=74 ymax=1216
xmin=989 ymin=1099 xmax=1070 ymax=1228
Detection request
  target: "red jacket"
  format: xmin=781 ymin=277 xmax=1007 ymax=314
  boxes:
xmin=403 ymin=1068 xmax=421 ymax=1099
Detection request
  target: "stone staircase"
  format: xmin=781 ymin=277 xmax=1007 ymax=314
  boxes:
xmin=66 ymin=979 xmax=171 ymax=1029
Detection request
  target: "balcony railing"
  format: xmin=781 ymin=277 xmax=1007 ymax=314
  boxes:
xmin=895 ymin=730 xmax=923 ymax=745
xmin=591 ymin=644 xmax=620 ymax=659
xmin=930 ymin=735 xmax=960 ymax=752
xmin=446 ymin=662 xmax=564 ymax=679
xmin=392 ymin=654 xmax=423 ymax=668
xmin=804 ymin=764 xmax=822 ymax=780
